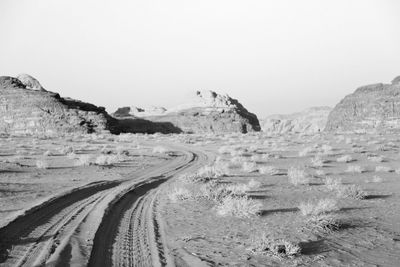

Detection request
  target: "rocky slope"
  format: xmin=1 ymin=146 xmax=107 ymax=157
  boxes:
xmin=261 ymin=107 xmax=332 ymax=135
xmin=0 ymin=75 xmax=121 ymax=135
xmin=325 ymin=76 xmax=400 ymax=132
xmin=113 ymin=90 xmax=261 ymax=133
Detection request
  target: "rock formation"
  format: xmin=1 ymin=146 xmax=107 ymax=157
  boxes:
xmin=16 ymin=74 xmax=46 ymax=91
xmin=325 ymin=76 xmax=400 ymax=132
xmin=113 ymin=90 xmax=261 ymax=133
xmin=261 ymin=107 xmax=332 ymax=135
xmin=0 ymin=75 xmax=120 ymax=135
xmin=114 ymin=106 xmax=167 ymax=117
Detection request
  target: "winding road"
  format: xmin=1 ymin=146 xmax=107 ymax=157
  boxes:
xmin=0 ymin=145 xmax=210 ymax=267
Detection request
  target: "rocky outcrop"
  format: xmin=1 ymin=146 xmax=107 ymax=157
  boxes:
xmin=0 ymin=75 xmax=120 ymax=135
xmin=325 ymin=76 xmax=400 ymax=132
xmin=261 ymin=107 xmax=332 ymax=135
xmin=114 ymin=106 xmax=167 ymax=117
xmin=113 ymin=90 xmax=261 ymax=133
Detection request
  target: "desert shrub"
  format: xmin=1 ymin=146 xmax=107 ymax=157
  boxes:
xmin=305 ymin=214 xmax=341 ymax=234
xmin=310 ymin=156 xmax=325 ymax=167
xmin=218 ymin=146 xmax=232 ymax=154
xmin=75 ymin=155 xmax=93 ymax=166
xmin=242 ymin=161 xmax=258 ymax=173
xmin=288 ymin=167 xmax=310 ymax=185
xmin=152 ymin=146 xmax=170 ymax=154
xmin=43 ymin=150 xmax=54 ymax=156
xmin=324 ymin=177 xmax=342 ymax=191
xmin=94 ymin=155 xmax=120 ymax=166
xmin=248 ymin=178 xmax=261 ymax=189
xmin=315 ymin=169 xmax=325 ymax=176
xmin=259 ymin=166 xmax=280 ymax=175
xmin=368 ymin=155 xmax=385 ymax=162
xmin=369 ymin=175 xmax=383 ymax=183
xmin=168 ymin=187 xmax=192 ymax=202
xmin=216 ymin=195 xmax=262 ymax=218
xmin=299 ymin=147 xmax=314 ymax=157
xmin=375 ymin=166 xmax=393 ymax=172
xmin=346 ymin=165 xmax=366 ymax=173
xmin=36 ymin=159 xmax=49 ymax=169
xmin=67 ymin=152 xmax=77 ymax=159
xmin=59 ymin=146 xmax=74 ymax=155
xmin=336 ymin=155 xmax=353 ymax=163
xmin=250 ymin=234 xmax=301 ymax=258
xmin=336 ymin=185 xmax=366 ymax=199
xmin=299 ymin=198 xmax=339 ymax=216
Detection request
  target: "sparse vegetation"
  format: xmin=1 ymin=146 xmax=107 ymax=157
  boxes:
xmin=216 ymin=195 xmax=262 ymax=218
xmin=288 ymin=167 xmax=310 ymax=185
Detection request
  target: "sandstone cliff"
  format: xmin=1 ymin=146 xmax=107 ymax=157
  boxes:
xmin=113 ymin=90 xmax=261 ymax=134
xmin=261 ymin=107 xmax=332 ymax=135
xmin=325 ymin=76 xmax=400 ymax=132
xmin=0 ymin=75 xmax=120 ymax=135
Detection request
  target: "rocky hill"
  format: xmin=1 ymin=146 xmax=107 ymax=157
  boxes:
xmin=325 ymin=76 xmax=400 ymax=132
xmin=261 ymin=106 xmax=332 ymax=135
xmin=113 ymin=90 xmax=261 ymax=133
xmin=0 ymin=75 xmax=121 ymax=135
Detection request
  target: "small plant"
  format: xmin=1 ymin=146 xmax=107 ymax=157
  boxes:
xmin=369 ymin=175 xmax=383 ymax=183
xmin=336 ymin=185 xmax=366 ymax=199
xmin=216 ymin=195 xmax=262 ymax=218
xmin=299 ymin=198 xmax=339 ymax=216
xmin=346 ymin=165 xmax=366 ymax=173
xmin=67 ymin=152 xmax=77 ymax=159
xmin=43 ymin=150 xmax=54 ymax=156
xmin=94 ymin=155 xmax=120 ymax=166
xmin=242 ymin=161 xmax=258 ymax=173
xmin=305 ymin=214 xmax=341 ymax=234
xmin=259 ymin=166 xmax=280 ymax=175
xmin=75 ymin=155 xmax=93 ymax=166
xmin=337 ymin=155 xmax=353 ymax=163
xmin=299 ymin=147 xmax=314 ymax=157
xmin=315 ymin=169 xmax=325 ymax=176
xmin=375 ymin=166 xmax=393 ymax=173
xmin=59 ymin=146 xmax=74 ymax=155
xmin=310 ymin=156 xmax=325 ymax=167
xmin=168 ymin=187 xmax=192 ymax=202
xmin=288 ymin=167 xmax=310 ymax=185
xmin=152 ymin=146 xmax=170 ymax=154
xmin=324 ymin=177 xmax=342 ymax=191
xmin=36 ymin=159 xmax=49 ymax=169
xmin=368 ymin=155 xmax=385 ymax=162
xmin=249 ymin=234 xmax=301 ymax=258
xmin=248 ymin=178 xmax=261 ymax=189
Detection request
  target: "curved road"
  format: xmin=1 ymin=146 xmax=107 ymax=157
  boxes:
xmin=0 ymin=145 xmax=211 ymax=267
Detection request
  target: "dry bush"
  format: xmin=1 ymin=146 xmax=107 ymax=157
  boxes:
xmin=346 ymin=165 xmax=366 ymax=173
xmin=337 ymin=155 xmax=354 ymax=163
xmin=299 ymin=147 xmax=314 ymax=157
xmin=299 ymin=198 xmax=339 ymax=216
xmin=310 ymin=156 xmax=325 ymax=167
xmin=94 ymin=155 xmax=121 ymax=166
xmin=336 ymin=184 xmax=366 ymax=199
xmin=168 ymin=187 xmax=192 ymax=202
xmin=315 ymin=169 xmax=325 ymax=176
xmin=152 ymin=146 xmax=170 ymax=154
xmin=305 ymin=214 xmax=341 ymax=234
xmin=75 ymin=155 xmax=93 ymax=166
xmin=368 ymin=175 xmax=383 ymax=183
xmin=242 ymin=161 xmax=258 ymax=173
xmin=43 ymin=150 xmax=54 ymax=156
xmin=67 ymin=152 xmax=77 ymax=159
xmin=259 ymin=166 xmax=280 ymax=175
xmin=368 ymin=155 xmax=385 ymax=162
xmin=248 ymin=178 xmax=261 ymax=189
xmin=216 ymin=195 xmax=262 ymax=218
xmin=36 ymin=159 xmax=49 ymax=169
xmin=59 ymin=146 xmax=74 ymax=155
xmin=249 ymin=234 xmax=301 ymax=258
xmin=375 ymin=166 xmax=393 ymax=173
xmin=324 ymin=177 xmax=342 ymax=191
xmin=288 ymin=167 xmax=310 ymax=185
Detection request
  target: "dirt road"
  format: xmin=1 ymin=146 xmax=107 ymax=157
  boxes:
xmin=0 ymin=145 xmax=210 ymax=267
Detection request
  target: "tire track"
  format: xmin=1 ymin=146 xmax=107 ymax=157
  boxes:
xmin=88 ymin=149 xmax=209 ymax=267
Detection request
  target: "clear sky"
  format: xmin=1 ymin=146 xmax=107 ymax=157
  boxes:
xmin=1 ymin=0 xmax=399 ymax=118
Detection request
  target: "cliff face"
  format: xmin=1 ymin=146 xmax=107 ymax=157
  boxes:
xmin=261 ymin=107 xmax=332 ymax=135
xmin=0 ymin=76 xmax=119 ymax=135
xmin=325 ymin=76 xmax=400 ymax=132
xmin=113 ymin=90 xmax=261 ymax=134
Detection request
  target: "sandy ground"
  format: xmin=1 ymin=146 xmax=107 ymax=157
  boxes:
xmin=0 ymin=132 xmax=399 ymax=266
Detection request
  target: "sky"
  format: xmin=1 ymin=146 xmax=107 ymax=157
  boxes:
xmin=1 ymin=0 xmax=400 ymax=118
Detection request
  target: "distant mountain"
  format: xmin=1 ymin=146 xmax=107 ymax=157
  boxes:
xmin=113 ymin=90 xmax=261 ymax=133
xmin=261 ymin=106 xmax=332 ymax=134
xmin=326 ymin=76 xmax=400 ymax=132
